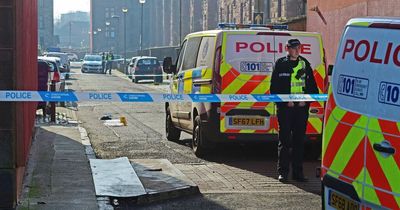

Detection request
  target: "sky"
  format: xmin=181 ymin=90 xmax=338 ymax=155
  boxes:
xmin=54 ymin=0 xmax=90 ymax=19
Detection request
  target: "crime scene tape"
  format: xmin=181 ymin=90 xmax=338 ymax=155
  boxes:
xmin=0 ymin=91 xmax=328 ymax=103
xmin=63 ymin=73 xmax=172 ymax=77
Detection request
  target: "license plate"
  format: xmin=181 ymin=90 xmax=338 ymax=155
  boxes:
xmin=329 ymin=191 xmax=359 ymax=210
xmin=229 ymin=117 xmax=265 ymax=126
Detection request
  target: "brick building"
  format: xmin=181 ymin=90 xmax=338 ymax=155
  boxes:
xmin=218 ymin=0 xmax=306 ymax=29
xmin=307 ymin=0 xmax=400 ymax=65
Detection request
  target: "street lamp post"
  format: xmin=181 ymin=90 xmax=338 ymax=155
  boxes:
xmin=122 ymin=8 xmax=128 ymax=70
xmin=139 ymin=0 xmax=146 ymax=55
xmin=105 ymin=21 xmax=111 ymax=51
xmin=179 ymin=0 xmax=182 ymax=44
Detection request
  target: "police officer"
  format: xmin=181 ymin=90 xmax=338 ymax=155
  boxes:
xmin=106 ymin=52 xmax=114 ymax=75
xmin=270 ymin=39 xmax=318 ymax=182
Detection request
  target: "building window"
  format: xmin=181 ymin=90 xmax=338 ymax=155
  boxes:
xmin=278 ymin=0 xmax=282 ymax=17
xmin=240 ymin=3 xmax=244 ymax=23
xmin=110 ymin=8 xmax=115 ymax=17
xmin=227 ymin=5 xmax=230 ymax=23
xmin=105 ymin=8 xmax=109 ymax=18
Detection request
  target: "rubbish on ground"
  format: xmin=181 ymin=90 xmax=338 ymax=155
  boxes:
xmin=120 ymin=116 xmax=127 ymax=126
xmin=100 ymin=114 xmax=112 ymax=120
xmin=104 ymin=119 xmax=124 ymax=127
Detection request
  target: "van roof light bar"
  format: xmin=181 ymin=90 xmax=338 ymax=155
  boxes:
xmin=218 ymin=23 xmax=288 ymax=30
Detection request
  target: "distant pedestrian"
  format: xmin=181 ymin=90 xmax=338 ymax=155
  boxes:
xmin=270 ymin=39 xmax=319 ymax=183
xmin=106 ymin=52 xmax=114 ymax=75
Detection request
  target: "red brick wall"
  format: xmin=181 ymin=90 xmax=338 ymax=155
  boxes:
xmin=307 ymin=0 xmax=400 ymax=65
xmin=15 ymin=0 xmax=38 ymax=198
xmin=0 ymin=0 xmax=37 ymax=208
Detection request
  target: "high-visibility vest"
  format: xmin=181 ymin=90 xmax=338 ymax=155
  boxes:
xmin=290 ymin=59 xmax=306 ymax=94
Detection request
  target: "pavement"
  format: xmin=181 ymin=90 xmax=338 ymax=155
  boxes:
xmin=18 ymin=123 xmax=97 ymax=209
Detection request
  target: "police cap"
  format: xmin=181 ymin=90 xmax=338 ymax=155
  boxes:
xmin=287 ymin=39 xmax=301 ymax=48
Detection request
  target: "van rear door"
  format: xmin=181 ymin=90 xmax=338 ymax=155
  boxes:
xmin=221 ymin=31 xmax=325 ymax=135
xmin=333 ymin=24 xmax=400 ymax=209
xmin=221 ymin=31 xmax=276 ymax=134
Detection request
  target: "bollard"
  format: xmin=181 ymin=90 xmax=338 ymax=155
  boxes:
xmin=50 ymin=81 xmax=56 ymax=122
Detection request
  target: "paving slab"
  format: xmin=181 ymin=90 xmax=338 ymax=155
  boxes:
xmin=90 ymin=157 xmax=146 ymax=198
xmin=129 ymin=159 xmax=200 ymax=204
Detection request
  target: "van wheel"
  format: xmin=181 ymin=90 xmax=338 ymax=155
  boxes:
xmin=166 ymin=107 xmax=181 ymax=141
xmin=192 ymin=116 xmax=213 ymax=157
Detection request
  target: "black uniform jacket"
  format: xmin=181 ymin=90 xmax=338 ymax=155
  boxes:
xmin=270 ymin=55 xmax=319 ymax=107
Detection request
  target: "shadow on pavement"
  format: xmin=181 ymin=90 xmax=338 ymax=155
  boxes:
xmin=19 ymin=126 xmax=97 ymax=210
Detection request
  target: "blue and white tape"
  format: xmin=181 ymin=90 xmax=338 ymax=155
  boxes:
xmin=0 ymin=91 xmax=328 ymax=103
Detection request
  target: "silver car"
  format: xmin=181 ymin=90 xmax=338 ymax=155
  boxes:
xmin=81 ymin=55 xmax=103 ymax=73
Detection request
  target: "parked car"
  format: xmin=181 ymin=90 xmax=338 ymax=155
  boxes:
xmin=38 ymin=57 xmax=64 ymax=92
xmin=44 ymin=52 xmax=71 ymax=79
xmin=128 ymin=56 xmax=163 ymax=83
xmin=81 ymin=55 xmax=103 ymax=73
xmin=67 ymin=53 xmax=79 ymax=61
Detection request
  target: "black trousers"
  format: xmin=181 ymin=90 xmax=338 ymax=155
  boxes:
xmin=277 ymin=105 xmax=309 ymax=176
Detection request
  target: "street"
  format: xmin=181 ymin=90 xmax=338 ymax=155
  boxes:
xmin=67 ymin=64 xmax=322 ymax=209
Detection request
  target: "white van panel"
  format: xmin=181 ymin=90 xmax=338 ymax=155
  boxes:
xmin=333 ymin=26 xmax=400 ymax=122
xmin=225 ymin=34 xmax=322 ymax=76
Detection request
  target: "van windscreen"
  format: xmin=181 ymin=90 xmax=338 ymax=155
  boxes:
xmin=332 ymin=26 xmax=400 ymax=122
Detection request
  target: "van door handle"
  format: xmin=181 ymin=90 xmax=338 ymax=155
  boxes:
xmin=373 ymin=142 xmax=395 ymax=155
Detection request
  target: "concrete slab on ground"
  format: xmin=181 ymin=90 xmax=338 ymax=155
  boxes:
xmin=90 ymin=157 xmax=146 ymax=198
xmin=130 ymin=159 xmax=199 ymax=203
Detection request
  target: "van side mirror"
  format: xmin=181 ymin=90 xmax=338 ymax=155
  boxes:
xmin=129 ymin=64 xmax=134 ymax=67
xmin=328 ymin=65 xmax=334 ymax=76
xmin=163 ymin=57 xmax=176 ymax=74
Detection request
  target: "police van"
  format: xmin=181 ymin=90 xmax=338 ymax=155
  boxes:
xmin=163 ymin=23 xmax=328 ymax=157
xmin=322 ymin=18 xmax=400 ymax=209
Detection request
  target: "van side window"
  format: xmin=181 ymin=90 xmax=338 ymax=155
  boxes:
xmin=196 ymin=37 xmax=216 ymax=68
xmin=176 ymin=40 xmax=187 ymax=72
xmin=181 ymin=37 xmax=202 ymax=70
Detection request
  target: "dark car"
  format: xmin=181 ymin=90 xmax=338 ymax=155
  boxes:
xmin=129 ymin=57 xmax=163 ymax=83
xmin=37 ymin=60 xmax=62 ymax=115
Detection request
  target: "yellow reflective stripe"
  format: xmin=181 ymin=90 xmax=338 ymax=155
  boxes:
xmin=220 ymin=117 xmax=227 ymax=132
xmin=326 ymin=170 xmax=340 ymax=179
xmin=349 ymin=21 xmax=371 ymax=27
xmin=183 ymin=71 xmax=193 ymax=94
xmin=222 ymin=74 xmax=252 ymax=94
xmin=322 ymin=107 xmax=347 ymax=156
xmin=220 ymin=32 xmax=229 ymax=76
xmin=239 ymin=130 xmax=255 ymax=134
xmin=328 ymin=123 xmax=366 ymax=174
xmin=200 ymin=69 xmax=212 ymax=94
xmin=367 ymin=119 xmax=400 ymax=196
xmin=364 ymin=170 xmax=381 ymax=206
xmin=308 ymin=117 xmax=322 ymax=133
xmin=354 ymin=168 xmax=366 ymax=200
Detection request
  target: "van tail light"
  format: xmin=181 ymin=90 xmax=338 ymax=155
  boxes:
xmin=213 ymin=46 xmax=222 ymax=93
xmin=52 ymin=71 xmax=60 ymax=83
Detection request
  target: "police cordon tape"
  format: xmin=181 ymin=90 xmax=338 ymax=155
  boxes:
xmin=0 ymin=91 xmax=328 ymax=103
xmin=63 ymin=73 xmax=172 ymax=77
